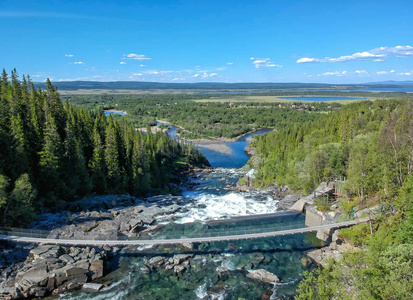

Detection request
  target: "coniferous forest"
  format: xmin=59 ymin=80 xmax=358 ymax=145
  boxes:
xmin=0 ymin=69 xmax=208 ymax=226
xmin=250 ymin=98 xmax=413 ymax=298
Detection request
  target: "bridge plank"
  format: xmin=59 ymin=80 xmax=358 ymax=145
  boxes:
xmin=0 ymin=218 xmax=368 ymax=246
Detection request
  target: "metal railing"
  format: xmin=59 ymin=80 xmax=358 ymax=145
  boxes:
xmin=0 ymin=221 xmax=307 ymax=241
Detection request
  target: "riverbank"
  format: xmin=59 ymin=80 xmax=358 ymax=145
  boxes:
xmin=156 ymin=119 xmax=276 ymax=155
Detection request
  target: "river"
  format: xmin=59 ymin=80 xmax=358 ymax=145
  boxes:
xmin=59 ymin=126 xmax=321 ymax=300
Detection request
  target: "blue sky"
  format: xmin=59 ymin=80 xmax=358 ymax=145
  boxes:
xmin=1 ymin=0 xmax=412 ymax=83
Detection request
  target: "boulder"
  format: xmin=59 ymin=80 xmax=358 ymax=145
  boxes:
xmin=173 ymin=265 xmax=186 ymax=275
xmin=59 ymin=254 xmax=75 ymax=264
xmin=146 ymin=256 xmax=166 ymax=268
xmin=276 ymin=194 xmax=300 ymax=211
xmin=247 ymin=269 xmax=280 ymax=284
xmin=173 ymin=254 xmax=193 ymax=265
xmin=289 ymin=199 xmax=307 ymax=213
xmin=52 ymin=274 xmax=88 ymax=295
xmin=82 ymin=283 xmax=103 ymax=292
xmin=89 ymin=260 xmax=104 ymax=280
xmin=15 ymin=265 xmax=49 ymax=287
xmin=316 ymin=228 xmax=331 ymax=242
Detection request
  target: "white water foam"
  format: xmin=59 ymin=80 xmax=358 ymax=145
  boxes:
xmin=174 ymin=191 xmax=278 ymax=223
xmin=219 ymin=254 xmax=236 ymax=271
xmin=195 ymin=282 xmax=208 ymax=299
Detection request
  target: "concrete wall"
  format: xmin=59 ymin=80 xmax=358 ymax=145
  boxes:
xmin=305 ymin=208 xmax=323 ymax=227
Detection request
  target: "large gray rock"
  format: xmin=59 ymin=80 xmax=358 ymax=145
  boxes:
xmin=146 ymin=256 xmax=165 ymax=268
xmin=16 ymin=265 xmax=49 ymax=287
xmin=173 ymin=254 xmax=193 ymax=265
xmin=289 ymin=199 xmax=307 ymax=212
xmin=316 ymin=228 xmax=331 ymax=242
xmin=82 ymin=283 xmax=103 ymax=292
xmin=277 ymin=194 xmax=300 ymax=211
xmin=89 ymin=260 xmax=104 ymax=280
xmin=247 ymin=269 xmax=280 ymax=283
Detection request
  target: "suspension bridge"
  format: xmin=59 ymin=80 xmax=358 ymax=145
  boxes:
xmin=0 ymin=217 xmax=368 ymax=246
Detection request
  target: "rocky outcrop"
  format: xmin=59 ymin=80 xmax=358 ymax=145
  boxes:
xmin=43 ymin=201 xmax=182 ymax=241
xmin=276 ymin=193 xmax=300 ymax=211
xmin=247 ymin=269 xmax=280 ymax=284
xmin=0 ymin=245 xmax=105 ymax=299
xmin=316 ymin=228 xmax=332 ymax=242
xmin=289 ymin=199 xmax=308 ymax=212
xmin=307 ymin=229 xmax=359 ymax=267
xmin=145 ymin=254 xmax=193 ymax=275
xmin=244 ymin=144 xmax=255 ymax=156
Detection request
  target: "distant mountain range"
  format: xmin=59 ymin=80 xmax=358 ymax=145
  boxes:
xmin=363 ymin=80 xmax=413 ymax=85
xmin=34 ymin=80 xmax=413 ymax=91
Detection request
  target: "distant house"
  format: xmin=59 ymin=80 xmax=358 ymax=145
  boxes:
xmin=229 ymin=102 xmax=235 ymax=107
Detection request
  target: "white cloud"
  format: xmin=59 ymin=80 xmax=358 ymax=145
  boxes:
xmin=139 ymin=64 xmax=146 ymax=67
xmin=297 ymin=57 xmax=316 ymax=63
xmin=398 ymin=72 xmax=413 ymax=76
xmin=120 ymin=62 xmax=126 ymax=65
xmin=128 ymin=73 xmax=143 ymax=79
xmin=74 ymin=61 xmax=84 ymax=64
xmin=377 ymin=70 xmax=396 ymax=75
xmin=123 ymin=53 xmax=151 ymax=60
xmin=193 ymin=73 xmax=219 ymax=78
xmin=322 ymin=71 xmax=348 ymax=76
xmin=65 ymin=54 xmax=74 ymax=57
xmin=252 ymin=57 xmax=282 ymax=68
xmin=227 ymin=62 xmax=233 ymax=65
xmin=355 ymin=70 xmax=368 ymax=74
xmin=202 ymin=73 xmax=219 ymax=78
xmin=249 ymin=57 xmax=255 ymax=60
xmin=173 ymin=78 xmax=184 ymax=81
xmin=297 ymin=45 xmax=413 ymax=63
xmin=92 ymin=75 xmax=101 ymax=78
xmin=146 ymin=70 xmax=173 ymax=75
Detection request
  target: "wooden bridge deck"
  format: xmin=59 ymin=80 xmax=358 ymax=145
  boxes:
xmin=0 ymin=218 xmax=368 ymax=246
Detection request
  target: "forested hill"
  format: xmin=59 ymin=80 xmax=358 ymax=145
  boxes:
xmin=250 ymin=99 xmax=413 ymax=298
xmin=252 ymin=98 xmax=413 ymax=199
xmin=0 ymin=69 xmax=208 ymax=226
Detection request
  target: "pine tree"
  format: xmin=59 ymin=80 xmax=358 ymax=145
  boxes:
xmin=38 ymin=113 xmax=63 ymax=198
xmin=105 ymin=117 xmax=121 ymax=192
xmin=89 ymin=121 xmax=107 ymax=193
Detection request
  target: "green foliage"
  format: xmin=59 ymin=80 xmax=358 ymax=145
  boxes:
xmin=252 ymin=99 xmax=413 ymax=200
xmin=339 ymin=223 xmax=371 ymax=246
xmin=297 ymin=243 xmax=413 ymax=299
xmin=65 ymin=94 xmax=340 ymax=139
xmin=0 ymin=69 xmax=209 ymax=225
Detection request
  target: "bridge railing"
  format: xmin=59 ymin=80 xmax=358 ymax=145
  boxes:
xmin=0 ymin=221 xmax=308 ymax=241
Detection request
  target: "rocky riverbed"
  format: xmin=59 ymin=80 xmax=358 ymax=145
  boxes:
xmin=0 ymin=168 xmax=337 ymax=299
xmin=0 ymin=243 xmax=105 ymax=299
